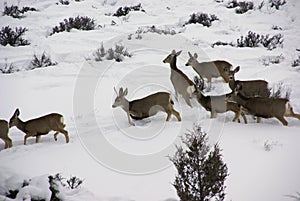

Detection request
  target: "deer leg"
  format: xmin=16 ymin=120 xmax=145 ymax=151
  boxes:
xmin=54 ymin=131 xmax=59 ymax=141
xmin=4 ymin=139 xmax=8 ymax=149
xmin=166 ymin=111 xmax=172 ymax=121
xmin=241 ymin=111 xmax=248 ymax=124
xmin=277 ymin=116 xmax=288 ymax=126
xmin=58 ymin=129 xmax=69 ymax=143
xmin=126 ymin=112 xmax=135 ymax=126
xmin=232 ymin=110 xmax=240 ymax=122
xmin=24 ymin=133 xmax=33 ymax=145
xmin=7 ymin=138 xmax=12 ymax=148
xmin=172 ymin=109 xmax=182 ymax=122
xmin=256 ymin=117 xmax=261 ymax=123
xmin=210 ymin=111 xmax=217 ymax=118
xmin=36 ymin=135 xmax=41 ymax=143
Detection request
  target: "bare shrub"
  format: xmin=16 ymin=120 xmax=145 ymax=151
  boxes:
xmin=0 ymin=26 xmax=30 ymax=46
xmin=226 ymin=0 xmax=254 ymax=14
xmin=291 ymin=56 xmax=300 ymax=67
xmin=30 ymin=52 xmax=57 ymax=69
xmin=113 ymin=3 xmax=145 ymax=17
xmin=51 ymin=16 xmax=96 ymax=35
xmin=92 ymin=43 xmax=132 ymax=62
xmin=185 ymin=12 xmax=219 ymax=27
xmin=269 ymin=82 xmax=291 ymax=99
xmin=3 ymin=5 xmax=37 ymax=18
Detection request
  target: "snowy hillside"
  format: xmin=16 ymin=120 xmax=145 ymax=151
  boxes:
xmin=0 ymin=0 xmax=300 ymax=200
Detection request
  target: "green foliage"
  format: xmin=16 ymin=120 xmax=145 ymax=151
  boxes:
xmin=170 ymin=125 xmax=228 ymax=201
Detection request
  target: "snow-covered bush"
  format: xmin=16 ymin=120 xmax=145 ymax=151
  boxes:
xmin=50 ymin=16 xmax=96 ymax=35
xmin=30 ymin=52 xmax=57 ymax=69
xmin=261 ymin=54 xmax=284 ymax=66
xmin=0 ymin=59 xmax=19 ymax=73
xmin=269 ymin=0 xmax=286 ymax=9
xmin=128 ymin=25 xmax=178 ymax=40
xmin=237 ymin=31 xmax=283 ymax=50
xmin=49 ymin=173 xmax=84 ymax=201
xmin=237 ymin=31 xmax=261 ymax=47
xmin=0 ymin=26 xmax=30 ymax=46
xmin=226 ymin=0 xmax=254 ymax=14
xmin=260 ymin=33 xmax=284 ymax=50
xmin=3 ymin=5 xmax=37 ymax=18
xmin=170 ymin=124 xmax=228 ymax=201
xmin=185 ymin=12 xmax=219 ymax=27
xmin=269 ymin=82 xmax=291 ymax=99
xmin=211 ymin=41 xmax=234 ymax=48
xmin=291 ymin=56 xmax=300 ymax=67
xmin=272 ymin=25 xmax=282 ymax=30
xmin=113 ymin=3 xmax=145 ymax=17
xmin=92 ymin=43 xmax=132 ymax=62
xmin=57 ymin=0 xmax=70 ymax=5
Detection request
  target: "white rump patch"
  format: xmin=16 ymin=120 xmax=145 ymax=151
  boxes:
xmin=60 ymin=116 xmax=64 ymax=124
xmin=187 ymin=85 xmax=196 ymax=96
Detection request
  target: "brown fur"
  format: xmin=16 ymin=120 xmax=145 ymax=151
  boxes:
xmin=0 ymin=120 xmax=12 ymax=149
xmin=9 ymin=109 xmax=69 ymax=145
xmin=112 ymin=88 xmax=181 ymax=125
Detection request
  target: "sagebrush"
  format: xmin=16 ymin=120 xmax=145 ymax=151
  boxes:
xmin=30 ymin=52 xmax=57 ymax=69
xmin=0 ymin=26 xmax=30 ymax=46
xmin=185 ymin=12 xmax=219 ymax=27
xmin=0 ymin=59 xmax=19 ymax=74
xmin=3 ymin=5 xmax=37 ymax=18
xmin=113 ymin=3 xmax=145 ymax=17
xmin=226 ymin=0 xmax=254 ymax=14
xmin=51 ymin=16 xmax=96 ymax=35
xmin=92 ymin=43 xmax=132 ymax=62
xmin=237 ymin=31 xmax=283 ymax=50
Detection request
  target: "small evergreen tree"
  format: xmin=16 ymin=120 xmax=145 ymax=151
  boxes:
xmin=170 ymin=125 xmax=228 ymax=201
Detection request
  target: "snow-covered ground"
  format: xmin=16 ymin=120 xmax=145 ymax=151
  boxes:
xmin=0 ymin=0 xmax=300 ymax=200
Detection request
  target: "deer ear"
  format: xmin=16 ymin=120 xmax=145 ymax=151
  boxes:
xmin=123 ymin=88 xmax=128 ymax=96
xmin=194 ymin=53 xmax=198 ymax=58
xmin=114 ymin=87 xmax=118 ymax=95
xmin=14 ymin=109 xmax=20 ymax=116
xmin=119 ymin=88 xmax=123 ymax=96
xmin=171 ymin=50 xmax=176 ymax=54
xmin=234 ymin=66 xmax=240 ymax=73
xmin=176 ymin=50 xmax=182 ymax=56
xmin=188 ymin=52 xmax=192 ymax=58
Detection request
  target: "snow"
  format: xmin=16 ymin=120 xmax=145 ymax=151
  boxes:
xmin=1 ymin=0 xmax=300 ymax=201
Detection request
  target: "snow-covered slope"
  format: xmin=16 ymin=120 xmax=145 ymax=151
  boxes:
xmin=0 ymin=0 xmax=300 ymax=201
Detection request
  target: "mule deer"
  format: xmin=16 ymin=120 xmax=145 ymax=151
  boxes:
xmin=193 ymin=76 xmax=247 ymax=123
xmin=163 ymin=50 xmax=196 ymax=107
xmin=0 ymin=120 xmax=12 ymax=149
xmin=112 ymin=87 xmax=181 ymax=125
xmin=228 ymin=66 xmax=270 ymax=97
xmin=9 ymin=109 xmax=69 ymax=145
xmin=185 ymin=52 xmax=233 ymax=89
xmin=226 ymin=86 xmax=300 ymax=126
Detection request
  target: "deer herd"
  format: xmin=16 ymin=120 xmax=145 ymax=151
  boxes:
xmin=1 ymin=49 xmax=300 ymax=149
